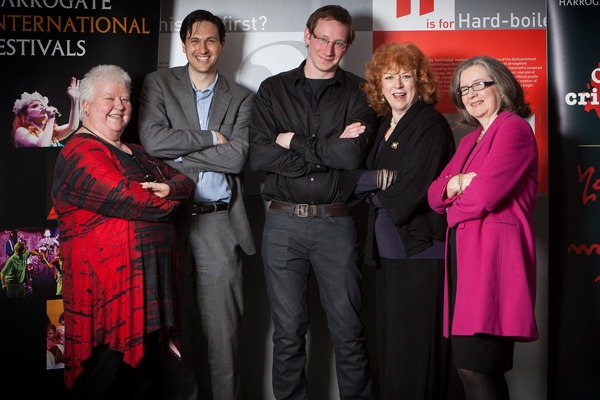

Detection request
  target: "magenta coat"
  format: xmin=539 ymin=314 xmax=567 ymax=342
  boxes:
xmin=427 ymin=111 xmax=539 ymax=342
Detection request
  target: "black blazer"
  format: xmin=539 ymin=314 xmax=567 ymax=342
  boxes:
xmin=349 ymin=101 xmax=455 ymax=262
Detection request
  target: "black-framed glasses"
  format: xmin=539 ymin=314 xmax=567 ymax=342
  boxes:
xmin=457 ymin=81 xmax=495 ymax=96
xmin=311 ymin=33 xmax=347 ymax=51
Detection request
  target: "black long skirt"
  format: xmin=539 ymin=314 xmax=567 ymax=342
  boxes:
xmin=376 ymin=256 xmax=450 ymax=399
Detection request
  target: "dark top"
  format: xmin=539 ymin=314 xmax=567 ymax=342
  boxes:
xmin=349 ymin=101 xmax=455 ymax=262
xmin=249 ymin=60 xmax=377 ymax=204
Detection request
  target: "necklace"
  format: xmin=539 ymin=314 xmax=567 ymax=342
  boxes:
xmin=80 ymin=124 xmax=129 ymax=153
xmin=477 ymin=130 xmax=485 ymax=142
xmin=390 ymin=116 xmax=397 ymax=129
xmin=478 ymin=113 xmax=499 ymax=142
xmin=81 ymin=125 xmax=100 ymax=138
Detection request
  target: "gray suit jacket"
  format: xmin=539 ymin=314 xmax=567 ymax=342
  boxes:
xmin=138 ymin=65 xmax=255 ymax=255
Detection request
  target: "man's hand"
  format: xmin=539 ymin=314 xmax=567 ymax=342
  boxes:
xmin=276 ymin=132 xmax=294 ymax=149
xmin=215 ymin=131 xmax=229 ymax=145
xmin=276 ymin=122 xmax=365 ymax=149
xmin=339 ymin=122 xmax=366 ymax=139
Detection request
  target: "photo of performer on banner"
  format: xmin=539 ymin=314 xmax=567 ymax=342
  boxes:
xmin=10 ymin=77 xmax=80 ymax=148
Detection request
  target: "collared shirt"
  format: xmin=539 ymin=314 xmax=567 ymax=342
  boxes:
xmin=1 ymin=250 xmax=30 ymax=283
xmin=176 ymin=73 xmax=231 ymax=203
xmin=249 ymin=61 xmax=376 ymax=205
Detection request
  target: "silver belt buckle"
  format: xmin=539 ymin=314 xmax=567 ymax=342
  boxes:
xmin=296 ymin=204 xmax=309 ymax=217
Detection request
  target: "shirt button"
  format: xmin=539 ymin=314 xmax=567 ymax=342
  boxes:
xmin=310 ymin=178 xmax=314 ymax=182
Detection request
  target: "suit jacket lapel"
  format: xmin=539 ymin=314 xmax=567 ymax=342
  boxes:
xmin=462 ymin=111 xmax=509 ymax=172
xmin=175 ymin=66 xmax=202 ymax=130
xmin=208 ymin=75 xmax=232 ymax=134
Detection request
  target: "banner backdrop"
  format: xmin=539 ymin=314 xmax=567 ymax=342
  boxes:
xmin=548 ymin=2 xmax=600 ymax=399
xmin=158 ymin=1 xmax=547 ymax=399
xmin=158 ymin=0 xmax=547 ymax=196
xmin=1 ymin=1 xmax=160 ymax=149
xmin=0 ymin=0 xmax=551 ymax=397
xmin=373 ymin=0 xmax=547 ymax=192
xmin=0 ymin=0 xmax=161 ymax=228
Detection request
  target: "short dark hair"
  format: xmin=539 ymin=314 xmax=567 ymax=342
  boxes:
xmin=14 ymin=241 xmax=26 ymax=254
xmin=306 ymin=5 xmax=355 ymax=45
xmin=180 ymin=9 xmax=226 ymax=43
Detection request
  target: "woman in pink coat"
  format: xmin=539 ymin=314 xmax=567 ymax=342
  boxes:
xmin=427 ymin=56 xmax=539 ymax=400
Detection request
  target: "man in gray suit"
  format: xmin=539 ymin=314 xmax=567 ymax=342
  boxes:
xmin=138 ymin=9 xmax=255 ymax=400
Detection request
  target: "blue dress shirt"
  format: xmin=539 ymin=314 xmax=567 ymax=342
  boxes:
xmin=176 ymin=74 xmax=231 ymax=203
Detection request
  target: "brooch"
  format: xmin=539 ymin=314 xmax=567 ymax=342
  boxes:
xmin=391 ymin=141 xmax=399 ymax=149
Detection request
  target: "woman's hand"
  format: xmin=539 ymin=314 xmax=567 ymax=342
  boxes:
xmin=141 ymin=181 xmax=170 ymax=198
xmin=446 ymin=171 xmax=477 ymax=198
xmin=45 ymin=106 xmax=60 ymax=118
xmin=67 ymin=76 xmax=80 ymax=101
xmin=462 ymin=172 xmax=476 ymax=190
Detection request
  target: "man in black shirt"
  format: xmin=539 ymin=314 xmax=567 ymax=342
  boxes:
xmin=249 ymin=5 xmax=376 ymax=399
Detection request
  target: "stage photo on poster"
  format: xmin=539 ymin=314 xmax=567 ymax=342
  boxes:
xmin=46 ymin=298 xmax=65 ymax=370
xmin=1 ymin=227 xmax=62 ymax=300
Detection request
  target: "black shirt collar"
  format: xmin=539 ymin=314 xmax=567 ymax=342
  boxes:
xmin=293 ymin=60 xmax=345 ymax=87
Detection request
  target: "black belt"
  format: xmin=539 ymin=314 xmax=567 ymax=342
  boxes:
xmin=192 ymin=201 xmax=228 ymax=215
xmin=269 ymin=199 xmax=352 ymax=218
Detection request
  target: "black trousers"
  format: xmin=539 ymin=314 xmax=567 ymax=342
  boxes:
xmin=66 ymin=332 xmax=164 ymax=400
